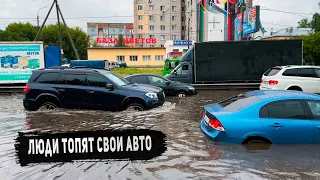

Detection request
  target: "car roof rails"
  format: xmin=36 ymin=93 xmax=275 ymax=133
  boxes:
xmin=71 ymin=66 xmax=90 ymax=69
xmin=49 ymin=66 xmax=69 ymax=69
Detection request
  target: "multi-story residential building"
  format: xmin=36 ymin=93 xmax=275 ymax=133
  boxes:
xmin=181 ymin=0 xmax=197 ymax=41
xmin=133 ymin=0 xmax=182 ymax=47
xmin=87 ymin=23 xmax=134 ymax=47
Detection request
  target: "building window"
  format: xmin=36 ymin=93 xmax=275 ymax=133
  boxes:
xmin=181 ymin=26 xmax=184 ymax=30
xmin=150 ymin=45 xmax=155 ymax=47
xmin=138 ymin=5 xmax=143 ymax=10
xmin=155 ymin=55 xmax=164 ymax=61
xmin=172 ymin=16 xmax=177 ymax=21
xmin=137 ymin=34 xmax=143 ymax=38
xmin=160 ymin=15 xmax=165 ymax=21
xmin=172 ymin=35 xmax=177 ymax=40
xmin=150 ymin=35 xmax=155 ymax=38
xmin=172 ymin=6 xmax=177 ymax=12
xmin=149 ymin=15 xmax=155 ymax=21
xmin=182 ymin=7 xmax=185 ymax=11
xmin=138 ymin=15 xmax=143 ymax=20
xmin=91 ymin=29 xmax=95 ymax=32
xmin=181 ymin=17 xmax=184 ymax=21
xmin=161 ymin=25 xmax=166 ymax=30
xmin=160 ymin=6 xmax=165 ymax=11
xmin=161 ymin=35 xmax=166 ymax=40
xmin=138 ymin=25 xmax=143 ymax=30
xmin=130 ymin=56 xmax=138 ymax=61
xmin=173 ymin=49 xmax=179 ymax=52
xmin=117 ymin=56 xmax=125 ymax=62
xmin=149 ymin=5 xmax=154 ymax=10
xmin=143 ymin=55 xmax=151 ymax=61
xmin=172 ymin=25 xmax=177 ymax=30
xmin=182 ymin=35 xmax=185 ymax=39
xmin=150 ymin=25 xmax=154 ymax=31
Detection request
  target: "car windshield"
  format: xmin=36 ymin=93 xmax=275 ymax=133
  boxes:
xmin=218 ymin=93 xmax=261 ymax=112
xmin=101 ymin=71 xmax=131 ymax=86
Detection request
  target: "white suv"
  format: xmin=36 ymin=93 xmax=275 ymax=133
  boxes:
xmin=259 ymin=65 xmax=320 ymax=93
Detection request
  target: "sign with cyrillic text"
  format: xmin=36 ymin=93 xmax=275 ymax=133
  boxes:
xmin=14 ymin=129 xmax=167 ymax=166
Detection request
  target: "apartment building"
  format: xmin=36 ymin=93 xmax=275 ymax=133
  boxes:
xmin=134 ymin=0 xmax=182 ymax=47
xmin=181 ymin=0 xmax=197 ymax=41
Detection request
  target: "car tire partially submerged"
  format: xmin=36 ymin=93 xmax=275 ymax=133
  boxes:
xmin=126 ymin=103 xmax=145 ymax=111
xmin=176 ymin=92 xmax=186 ymax=98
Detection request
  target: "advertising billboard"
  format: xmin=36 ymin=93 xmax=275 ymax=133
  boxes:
xmin=235 ymin=6 xmax=260 ymax=37
xmin=0 ymin=42 xmax=45 ymax=84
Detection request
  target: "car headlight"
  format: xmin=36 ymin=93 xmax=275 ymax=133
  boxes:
xmin=188 ymin=86 xmax=195 ymax=90
xmin=145 ymin=92 xmax=158 ymax=99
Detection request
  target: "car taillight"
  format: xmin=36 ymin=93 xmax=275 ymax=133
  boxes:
xmin=24 ymin=86 xmax=31 ymax=94
xmin=208 ymin=118 xmax=225 ymax=131
xmin=268 ymin=80 xmax=278 ymax=85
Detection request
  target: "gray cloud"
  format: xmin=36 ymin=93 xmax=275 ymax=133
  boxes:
xmin=0 ymin=0 xmax=318 ymax=35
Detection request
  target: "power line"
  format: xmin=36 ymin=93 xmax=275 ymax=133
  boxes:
xmin=0 ymin=0 xmax=38 ymax=4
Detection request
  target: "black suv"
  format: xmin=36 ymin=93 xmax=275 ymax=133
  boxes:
xmin=23 ymin=67 xmax=165 ymax=111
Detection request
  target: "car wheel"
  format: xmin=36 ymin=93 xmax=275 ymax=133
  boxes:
xmin=176 ymin=92 xmax=186 ymax=98
xmin=126 ymin=103 xmax=145 ymax=111
xmin=39 ymin=101 xmax=58 ymax=110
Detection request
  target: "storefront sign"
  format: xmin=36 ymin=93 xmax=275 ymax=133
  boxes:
xmin=173 ymin=40 xmax=192 ymax=46
xmin=96 ymin=38 xmax=157 ymax=44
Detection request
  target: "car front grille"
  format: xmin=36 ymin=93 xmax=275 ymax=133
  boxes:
xmin=158 ymin=91 xmax=165 ymax=100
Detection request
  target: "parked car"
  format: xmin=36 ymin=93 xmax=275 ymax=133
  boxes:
xmin=124 ymin=73 xmax=197 ymax=97
xmin=200 ymin=90 xmax=320 ymax=144
xmin=260 ymin=65 xmax=320 ymax=93
xmin=118 ymin=61 xmax=127 ymax=68
xmin=23 ymin=67 xmax=165 ymax=112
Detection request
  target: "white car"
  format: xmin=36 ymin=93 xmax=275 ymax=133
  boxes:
xmin=259 ymin=65 xmax=320 ymax=93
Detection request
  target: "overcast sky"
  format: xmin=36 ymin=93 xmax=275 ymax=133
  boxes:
xmin=0 ymin=0 xmax=319 ymax=35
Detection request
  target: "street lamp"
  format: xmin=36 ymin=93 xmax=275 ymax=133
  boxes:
xmin=37 ymin=6 xmax=48 ymax=29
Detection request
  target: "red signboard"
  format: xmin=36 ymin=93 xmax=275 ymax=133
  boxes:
xmin=96 ymin=38 xmax=157 ymax=44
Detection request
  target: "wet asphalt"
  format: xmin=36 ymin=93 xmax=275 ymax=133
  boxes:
xmin=0 ymin=90 xmax=320 ymax=180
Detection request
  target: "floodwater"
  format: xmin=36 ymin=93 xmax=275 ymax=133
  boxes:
xmin=1 ymin=90 xmax=320 ymax=180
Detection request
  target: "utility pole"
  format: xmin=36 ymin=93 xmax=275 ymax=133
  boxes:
xmin=188 ymin=17 xmax=190 ymax=49
xmin=34 ymin=0 xmax=80 ymax=60
xmin=240 ymin=1 xmax=246 ymax=40
xmin=37 ymin=6 xmax=47 ymax=30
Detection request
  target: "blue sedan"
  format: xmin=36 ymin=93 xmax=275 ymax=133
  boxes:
xmin=200 ymin=90 xmax=320 ymax=144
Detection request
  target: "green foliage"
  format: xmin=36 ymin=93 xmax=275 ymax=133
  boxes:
xmin=298 ymin=18 xmax=311 ymax=28
xmin=114 ymin=35 xmax=127 ymax=47
xmin=297 ymin=13 xmax=320 ymax=32
xmin=0 ymin=22 xmax=89 ymax=60
xmin=297 ymin=32 xmax=320 ymax=65
xmin=112 ymin=68 xmax=162 ymax=76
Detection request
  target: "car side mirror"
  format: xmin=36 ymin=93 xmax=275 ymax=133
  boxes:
xmin=166 ymin=81 xmax=171 ymax=85
xmin=173 ymin=70 xmax=177 ymax=75
xmin=106 ymin=83 xmax=114 ymax=90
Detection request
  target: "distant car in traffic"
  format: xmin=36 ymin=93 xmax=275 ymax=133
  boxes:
xmin=124 ymin=73 xmax=197 ymax=97
xmin=260 ymin=65 xmax=320 ymax=93
xmin=200 ymin=90 xmax=320 ymax=144
xmin=23 ymin=67 xmax=165 ymax=112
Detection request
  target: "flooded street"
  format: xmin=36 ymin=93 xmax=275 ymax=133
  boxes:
xmin=1 ymin=90 xmax=320 ymax=180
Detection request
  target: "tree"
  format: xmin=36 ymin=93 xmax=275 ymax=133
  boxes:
xmin=0 ymin=22 xmax=89 ymax=60
xmin=298 ymin=18 xmax=311 ymax=28
xmin=114 ymin=35 xmax=127 ymax=47
xmin=93 ymin=40 xmax=98 ymax=47
xmin=310 ymin=13 xmax=320 ymax=32
xmin=297 ymin=32 xmax=320 ymax=65
xmin=0 ymin=22 xmax=38 ymax=41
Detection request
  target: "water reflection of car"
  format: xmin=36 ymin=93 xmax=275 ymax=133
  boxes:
xmin=200 ymin=90 xmax=320 ymax=144
xmin=23 ymin=68 xmax=165 ymax=112
xmin=124 ymin=74 xmax=197 ymax=97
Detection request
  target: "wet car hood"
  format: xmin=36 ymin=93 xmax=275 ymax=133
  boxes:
xmin=122 ymin=83 xmax=162 ymax=93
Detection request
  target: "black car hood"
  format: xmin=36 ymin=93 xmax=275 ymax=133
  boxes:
xmin=122 ymin=83 xmax=162 ymax=93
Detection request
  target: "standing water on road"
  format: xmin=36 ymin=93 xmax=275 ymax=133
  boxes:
xmin=0 ymin=90 xmax=320 ymax=180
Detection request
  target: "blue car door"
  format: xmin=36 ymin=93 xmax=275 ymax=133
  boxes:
xmin=305 ymin=100 xmax=320 ymax=144
xmin=260 ymin=100 xmax=314 ymax=144
xmin=85 ymin=73 xmax=121 ymax=111
xmin=55 ymin=73 xmax=88 ymax=109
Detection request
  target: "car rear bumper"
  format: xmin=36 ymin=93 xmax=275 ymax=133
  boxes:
xmin=23 ymin=98 xmax=38 ymax=110
xmin=200 ymin=119 xmax=242 ymax=144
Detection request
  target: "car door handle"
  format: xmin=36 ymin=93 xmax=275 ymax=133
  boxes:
xmin=87 ymin=90 xmax=94 ymax=94
xmin=269 ymin=123 xmax=282 ymax=128
xmin=58 ymin=89 xmax=65 ymax=92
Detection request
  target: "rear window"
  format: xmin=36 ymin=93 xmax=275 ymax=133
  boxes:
xmin=264 ymin=68 xmax=282 ymax=76
xmin=218 ymin=93 xmax=261 ymax=112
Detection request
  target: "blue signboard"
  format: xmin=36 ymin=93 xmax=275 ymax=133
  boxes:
xmin=235 ymin=6 xmax=260 ymax=37
xmin=173 ymin=40 xmax=192 ymax=46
